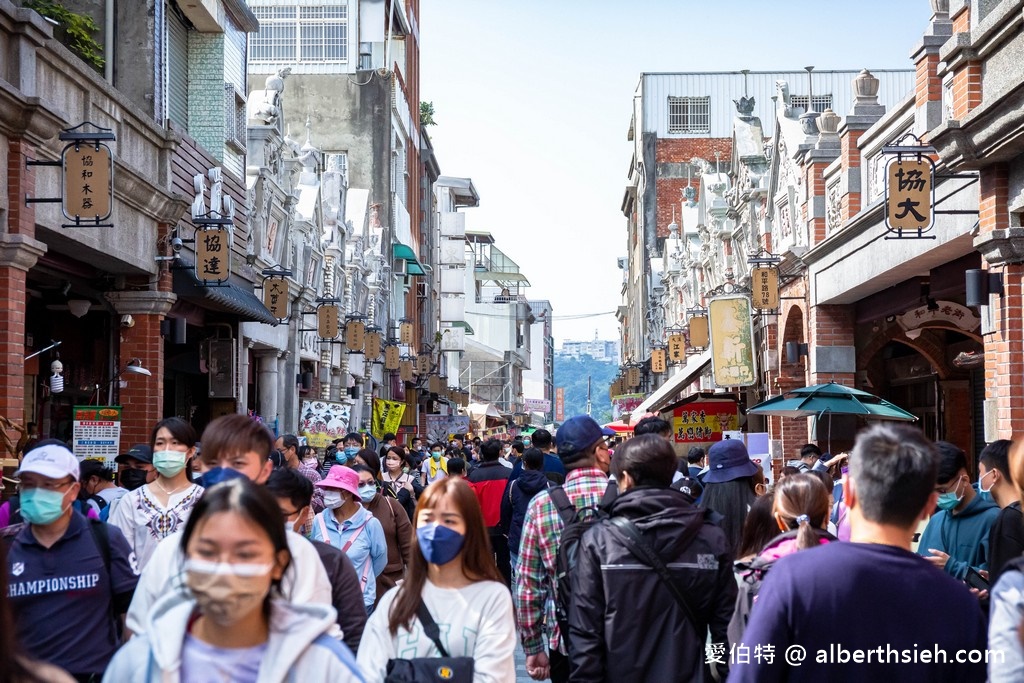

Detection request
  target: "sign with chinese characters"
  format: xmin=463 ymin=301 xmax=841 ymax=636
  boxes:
xmin=399 ymin=359 xmax=414 ymax=382
xmin=400 ymin=321 xmax=414 ymax=345
xmin=555 ymin=387 xmax=565 ymax=421
xmin=668 ymin=334 xmax=687 ymax=362
xmin=263 ymin=276 xmax=289 ymax=320
xmin=524 ymin=398 xmax=551 ymax=413
xmin=751 ymin=267 xmax=780 ymax=310
xmin=709 ymin=295 xmax=757 ymax=387
xmin=689 ymin=315 xmax=710 ymax=348
xmin=63 ymin=144 xmax=113 ymax=223
xmin=385 ymin=345 xmax=401 ymax=370
xmin=317 ymin=304 xmax=339 ymax=340
xmin=345 ymin=320 xmax=365 ymax=352
xmin=651 ymin=347 xmax=667 ymax=373
xmin=885 ymin=157 xmax=934 ymax=236
xmin=626 ymin=366 xmax=641 ymax=388
xmin=365 ymin=330 xmax=383 ymax=359
xmin=195 ymin=227 xmax=229 ymax=284
xmin=72 ymin=405 xmax=122 ymax=469
xmin=416 ymin=353 xmax=431 ymax=374
xmin=671 ymin=401 xmax=739 ymax=444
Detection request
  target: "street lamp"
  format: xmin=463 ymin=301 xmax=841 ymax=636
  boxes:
xmin=96 ymin=358 xmax=151 ymax=405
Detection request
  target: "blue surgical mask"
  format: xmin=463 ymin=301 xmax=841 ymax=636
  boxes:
xmin=20 ymin=487 xmax=70 ymax=525
xmin=153 ymin=450 xmax=188 ymax=478
xmin=345 ymin=446 xmax=360 ymax=457
xmin=417 ymin=523 xmax=465 ymax=565
xmin=979 ymin=469 xmax=997 ymax=494
xmin=936 ymin=476 xmax=965 ymax=511
xmin=197 ymin=467 xmax=247 ymax=488
xmin=358 ymin=484 xmax=377 ymax=503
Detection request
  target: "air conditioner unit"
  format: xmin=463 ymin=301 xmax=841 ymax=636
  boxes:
xmin=394 ymin=258 xmax=408 ymax=277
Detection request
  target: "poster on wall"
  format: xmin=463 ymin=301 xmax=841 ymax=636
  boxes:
xmin=72 ymin=406 xmax=122 ymax=468
xmin=425 ymin=415 xmax=471 ymax=444
xmin=708 ymin=295 xmax=757 ymax=387
xmin=611 ymin=393 xmax=645 ymax=419
xmin=299 ymin=401 xmax=351 ymax=448
xmin=671 ymin=401 xmax=739 ymax=444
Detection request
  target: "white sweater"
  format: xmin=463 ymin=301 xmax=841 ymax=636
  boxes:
xmin=357 ymin=579 xmax=516 ymax=683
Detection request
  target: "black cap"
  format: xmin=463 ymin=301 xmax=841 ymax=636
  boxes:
xmin=115 ymin=444 xmax=153 ymax=465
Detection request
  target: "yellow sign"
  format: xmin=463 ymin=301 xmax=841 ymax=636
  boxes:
xmin=689 ymin=315 xmax=710 ymax=348
xmin=371 ymin=398 xmax=406 ymax=439
xmin=708 ymin=296 xmax=757 ymax=387
xmin=751 ymin=267 xmax=780 ymax=310
xmin=63 ymin=143 xmax=112 ymax=222
xmin=345 ymin=320 xmax=365 ymax=352
xmin=886 ymin=157 xmax=933 ymax=233
xmin=317 ymin=304 xmax=339 ymax=339
xmin=195 ymin=227 xmax=229 ymax=283
xmin=668 ymin=334 xmax=686 ymax=362
xmin=651 ymin=348 xmax=666 ymax=373
xmin=263 ymin=276 xmax=288 ymax=320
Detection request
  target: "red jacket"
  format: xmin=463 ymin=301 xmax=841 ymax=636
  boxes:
xmin=467 ymin=461 xmax=510 ymax=528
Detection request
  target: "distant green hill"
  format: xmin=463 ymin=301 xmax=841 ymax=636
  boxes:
xmin=554 ymin=355 xmax=618 ymax=424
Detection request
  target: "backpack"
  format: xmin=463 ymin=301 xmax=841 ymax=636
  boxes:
xmin=549 ymin=480 xmax=617 ymax=640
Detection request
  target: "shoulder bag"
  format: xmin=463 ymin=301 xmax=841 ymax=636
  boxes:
xmin=384 ymin=600 xmax=475 ymax=683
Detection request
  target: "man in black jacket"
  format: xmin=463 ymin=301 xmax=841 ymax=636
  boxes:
xmin=568 ymin=434 xmax=736 ymax=682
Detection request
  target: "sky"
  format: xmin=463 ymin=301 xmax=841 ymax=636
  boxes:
xmin=419 ymin=0 xmax=929 ymax=346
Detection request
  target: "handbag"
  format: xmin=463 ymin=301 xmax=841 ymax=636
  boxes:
xmin=384 ymin=600 xmax=475 ymax=682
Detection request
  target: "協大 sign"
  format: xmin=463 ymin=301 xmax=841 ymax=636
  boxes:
xmin=882 ymin=133 xmax=937 ymax=240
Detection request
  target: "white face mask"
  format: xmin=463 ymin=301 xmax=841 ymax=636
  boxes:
xmin=323 ymin=490 xmax=344 ymax=510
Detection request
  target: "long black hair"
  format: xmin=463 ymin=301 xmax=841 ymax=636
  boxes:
xmin=702 ymin=478 xmax=757 ymax=554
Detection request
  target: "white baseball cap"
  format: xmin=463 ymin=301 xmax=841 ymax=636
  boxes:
xmin=15 ymin=444 xmax=80 ymax=481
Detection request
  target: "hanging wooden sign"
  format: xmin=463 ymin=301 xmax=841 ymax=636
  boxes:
xmin=317 ymin=304 xmax=339 ymax=340
xmin=885 ymin=156 xmax=934 ymax=238
xmin=399 ymin=321 xmax=414 ymax=345
xmin=195 ymin=227 xmax=229 ymax=284
xmin=689 ymin=315 xmax=710 ymax=348
xmin=417 ymin=354 xmax=431 ymax=374
xmin=399 ymin=359 xmax=414 ymax=382
xmin=364 ymin=329 xmax=382 ymax=359
xmin=651 ymin=348 xmax=666 ymax=373
xmin=626 ymin=366 xmax=640 ymax=388
xmin=668 ymin=334 xmax=687 ymax=362
xmin=384 ymin=345 xmax=401 ymax=370
xmin=751 ymin=267 xmax=780 ymax=310
xmin=428 ymin=374 xmax=442 ymax=394
xmin=345 ymin=320 xmax=366 ymax=352
xmin=63 ymin=142 xmax=113 ymax=223
xmin=263 ymin=276 xmax=289 ymax=320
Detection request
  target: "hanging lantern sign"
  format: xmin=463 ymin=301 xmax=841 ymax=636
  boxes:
xmin=399 ymin=321 xmax=414 ymax=345
xmin=384 ymin=345 xmax=401 ymax=370
xmin=689 ymin=314 xmax=710 ymax=348
xmin=708 ymin=295 xmax=757 ymax=387
xmin=751 ymin=267 xmax=780 ymax=310
xmin=364 ymin=329 xmax=382 ymax=359
xmin=427 ymin=374 xmax=442 ymax=394
xmin=416 ymin=353 xmax=431 ymax=375
xmin=626 ymin=366 xmax=640 ymax=388
xmin=195 ymin=227 xmax=229 ymax=284
xmin=668 ymin=334 xmax=687 ymax=362
xmin=262 ymin=276 xmax=289 ymax=321
xmin=345 ymin=319 xmax=366 ymax=352
xmin=399 ymin=359 xmax=414 ymax=382
xmin=651 ymin=348 xmax=667 ymax=374
xmin=317 ymin=304 xmax=340 ymax=340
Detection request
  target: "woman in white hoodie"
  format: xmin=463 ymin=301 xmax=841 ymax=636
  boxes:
xmin=103 ymin=478 xmax=363 ymax=683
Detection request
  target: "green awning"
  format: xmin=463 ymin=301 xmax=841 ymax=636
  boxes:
xmin=393 ymin=244 xmax=426 ymax=276
xmin=452 ymin=320 xmax=474 ymax=335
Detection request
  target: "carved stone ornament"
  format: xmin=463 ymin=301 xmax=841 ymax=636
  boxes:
xmin=826 ymin=180 xmax=842 ymax=234
xmin=853 ymin=69 xmax=880 ymax=102
xmin=818 ymin=108 xmax=841 ymax=135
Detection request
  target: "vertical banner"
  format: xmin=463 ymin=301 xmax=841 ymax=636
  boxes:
xmin=195 ymin=227 xmax=229 ymax=284
xmin=72 ymin=406 xmax=122 ymax=469
xmin=318 ymin=304 xmax=340 ymax=340
xmin=372 ymin=398 xmax=406 ymax=439
xmin=555 ymin=387 xmax=565 ymax=421
xmin=708 ymin=295 xmax=757 ymax=387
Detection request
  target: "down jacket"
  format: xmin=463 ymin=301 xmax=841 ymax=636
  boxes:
xmin=567 ymin=486 xmax=737 ymax=683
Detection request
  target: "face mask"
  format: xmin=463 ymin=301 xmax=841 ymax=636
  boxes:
xmin=184 ymin=559 xmax=274 ymax=627
xmin=197 ymin=467 xmax=247 ymax=489
xmin=979 ymin=470 xmax=997 ymax=494
xmin=119 ymin=468 xmax=150 ymax=491
xmin=936 ymin=477 xmax=965 ymax=511
xmin=323 ymin=490 xmax=344 ymax=510
xmin=417 ymin=522 xmax=466 ymax=565
xmin=359 ymin=484 xmax=377 ymax=503
xmin=20 ymin=487 xmax=71 ymax=525
xmin=153 ymin=450 xmax=188 ymax=478
xmin=344 ymin=446 xmax=360 ymax=458
xmin=431 ymin=452 xmax=442 ymax=461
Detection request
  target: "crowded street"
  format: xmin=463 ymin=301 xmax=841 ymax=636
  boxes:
xmin=2 ymin=0 xmax=1024 ymax=681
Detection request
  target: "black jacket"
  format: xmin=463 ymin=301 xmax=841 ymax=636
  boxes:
xmin=568 ymin=486 xmax=736 ymax=683
xmin=499 ymin=469 xmax=550 ymax=554
xmin=989 ymin=501 xmax=1024 ymax=588
xmin=312 ymin=540 xmax=367 ymax=653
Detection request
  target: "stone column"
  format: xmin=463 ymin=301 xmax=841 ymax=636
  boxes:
xmin=257 ymin=352 xmax=280 ymax=433
xmin=0 ymin=234 xmax=47 ymax=427
xmin=105 ymin=291 xmax=177 ymax=446
xmin=910 ymin=5 xmax=953 ymax=135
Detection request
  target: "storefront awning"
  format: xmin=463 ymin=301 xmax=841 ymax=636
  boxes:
xmin=630 ymin=349 xmax=711 ymax=422
xmin=173 ymin=262 xmax=279 ymax=325
xmin=393 ymin=244 xmax=426 ymax=276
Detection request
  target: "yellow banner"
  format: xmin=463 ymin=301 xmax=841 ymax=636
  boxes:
xmin=371 ymin=398 xmax=406 ymax=439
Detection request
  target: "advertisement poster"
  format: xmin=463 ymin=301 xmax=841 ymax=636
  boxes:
xmin=425 ymin=415 xmax=471 ymax=444
xmin=611 ymin=393 xmax=645 ymax=419
xmin=72 ymin=406 xmax=122 ymax=468
xmin=671 ymin=401 xmax=739 ymax=443
xmin=299 ymin=401 xmax=351 ymax=448
xmin=708 ymin=295 xmax=757 ymax=387
xmin=371 ymin=399 xmax=406 ymax=440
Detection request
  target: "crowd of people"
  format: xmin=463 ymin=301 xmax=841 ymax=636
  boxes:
xmin=3 ymin=411 xmax=1024 ymax=682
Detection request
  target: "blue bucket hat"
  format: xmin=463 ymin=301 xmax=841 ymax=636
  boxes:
xmin=704 ymin=438 xmax=759 ymax=483
xmin=556 ymin=415 xmax=615 ymax=464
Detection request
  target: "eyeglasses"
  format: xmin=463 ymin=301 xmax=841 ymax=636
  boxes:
xmin=20 ymin=478 xmax=75 ymax=492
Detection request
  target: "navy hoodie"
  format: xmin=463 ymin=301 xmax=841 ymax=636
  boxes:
xmin=501 ymin=469 xmax=551 ymax=555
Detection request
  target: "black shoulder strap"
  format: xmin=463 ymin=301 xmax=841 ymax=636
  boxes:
xmin=548 ymin=485 xmax=576 ymax=526
xmin=598 ymin=480 xmax=618 ymax=509
xmin=416 ymin=601 xmax=451 ymax=657
xmin=609 ymin=516 xmax=703 ymax=631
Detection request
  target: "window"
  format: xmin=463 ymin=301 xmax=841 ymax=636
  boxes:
xmin=667 ymin=96 xmax=711 ymax=134
xmin=224 ymin=84 xmax=246 ymax=151
xmin=789 ymin=94 xmax=833 ymax=113
xmin=250 ymin=3 xmax=348 ymax=64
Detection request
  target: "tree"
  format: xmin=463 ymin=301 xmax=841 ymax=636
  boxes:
xmin=420 ymin=101 xmax=437 ymax=126
xmin=553 ymin=355 xmax=617 ymax=423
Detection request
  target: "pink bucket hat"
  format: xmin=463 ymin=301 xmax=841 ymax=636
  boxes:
xmin=315 ymin=465 xmax=359 ymax=497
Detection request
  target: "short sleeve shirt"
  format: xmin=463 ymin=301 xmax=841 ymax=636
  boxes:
xmin=4 ymin=512 xmax=140 ymax=674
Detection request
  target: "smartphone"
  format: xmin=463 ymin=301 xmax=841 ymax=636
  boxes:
xmin=965 ymin=567 xmax=990 ymax=591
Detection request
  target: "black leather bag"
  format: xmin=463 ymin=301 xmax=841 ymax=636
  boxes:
xmin=384 ymin=601 xmax=475 ymax=683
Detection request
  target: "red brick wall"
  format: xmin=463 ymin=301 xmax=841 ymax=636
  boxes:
xmin=7 ymin=140 xmax=35 ymax=237
xmin=840 ymin=128 xmax=863 ymax=221
xmin=654 ymin=138 xmax=732 ymax=238
xmin=117 ymin=313 xmax=166 ymax=447
xmin=915 ymin=53 xmax=942 ymax=109
xmin=952 ymin=4 xmax=970 ymax=33
xmin=805 ymin=161 xmax=828 ymax=245
xmin=952 ymin=61 xmax=982 ymax=120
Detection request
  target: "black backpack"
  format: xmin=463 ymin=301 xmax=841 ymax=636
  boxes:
xmin=549 ymin=480 xmax=617 ymax=640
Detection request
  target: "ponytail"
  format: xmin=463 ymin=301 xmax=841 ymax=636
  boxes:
xmin=793 ymin=513 xmax=816 ymax=550
xmin=773 ymin=473 xmax=831 ymax=551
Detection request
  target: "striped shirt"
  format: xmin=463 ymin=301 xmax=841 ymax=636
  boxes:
xmin=514 ymin=467 xmax=611 ymax=656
